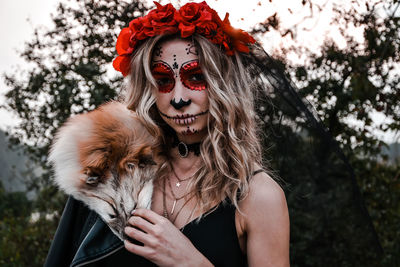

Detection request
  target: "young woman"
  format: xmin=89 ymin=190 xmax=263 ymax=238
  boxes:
xmin=45 ymin=2 xmax=289 ymax=266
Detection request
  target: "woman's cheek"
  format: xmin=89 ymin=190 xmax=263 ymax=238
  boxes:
xmin=155 ymin=94 xmax=170 ymax=114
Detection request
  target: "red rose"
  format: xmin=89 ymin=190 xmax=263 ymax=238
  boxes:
xmin=197 ymin=21 xmax=225 ymax=44
xmin=112 ymin=55 xmax=131 ymax=77
xmin=129 ymin=17 xmax=152 ymax=41
xmin=177 ymin=2 xmax=201 ymax=21
xmin=148 ymin=2 xmax=178 ymax=34
xmin=116 ymin=27 xmax=134 ymax=55
xmin=175 ymin=2 xmax=213 ymax=38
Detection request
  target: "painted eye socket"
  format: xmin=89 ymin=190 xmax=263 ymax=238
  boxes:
xmin=179 ymin=60 xmax=207 ymax=91
xmin=151 ymin=62 xmax=175 ymax=93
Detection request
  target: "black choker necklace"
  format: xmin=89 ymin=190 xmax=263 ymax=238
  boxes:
xmin=172 ymin=137 xmax=201 ymax=158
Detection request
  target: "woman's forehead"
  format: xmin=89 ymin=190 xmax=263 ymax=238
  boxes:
xmin=152 ymin=37 xmax=199 ymax=63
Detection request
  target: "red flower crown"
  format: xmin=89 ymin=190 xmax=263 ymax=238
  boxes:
xmin=113 ymin=1 xmax=256 ymax=76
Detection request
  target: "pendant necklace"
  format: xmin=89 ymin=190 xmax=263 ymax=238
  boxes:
xmin=162 ymin=176 xmax=199 ymax=226
xmin=163 ymin=175 xmax=194 ymax=221
xmin=166 ymin=174 xmax=192 ymax=215
xmin=170 ymin=163 xmax=200 ymax=187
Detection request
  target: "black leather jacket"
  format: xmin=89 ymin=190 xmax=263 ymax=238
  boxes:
xmin=44 ymin=197 xmax=124 ymax=267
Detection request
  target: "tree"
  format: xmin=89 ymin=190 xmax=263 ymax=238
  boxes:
xmin=255 ymin=0 xmax=400 ymax=156
xmin=251 ymin=0 xmax=400 ymax=265
xmin=0 ymin=181 xmax=58 ymax=266
xmin=4 ymin=0 xmax=150 ymax=164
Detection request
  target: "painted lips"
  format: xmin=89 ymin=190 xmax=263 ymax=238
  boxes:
xmin=173 ymin=116 xmax=196 ymax=125
xmin=160 ymin=110 xmax=208 ymax=126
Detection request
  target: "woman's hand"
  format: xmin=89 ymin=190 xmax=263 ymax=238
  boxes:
xmin=124 ymin=209 xmax=213 ymax=267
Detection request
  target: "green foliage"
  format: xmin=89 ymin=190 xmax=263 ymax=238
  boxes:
xmin=0 ymin=214 xmax=59 ymax=267
xmin=0 ymin=182 xmax=60 ymax=266
xmin=291 ymin=2 xmax=400 ymax=263
xmin=290 ymin=1 xmax=399 ymax=157
xmin=355 ymin=160 xmax=400 ymax=266
xmin=253 ymin=0 xmax=400 ymax=265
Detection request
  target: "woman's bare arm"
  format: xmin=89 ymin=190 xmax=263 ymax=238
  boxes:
xmin=240 ymin=172 xmax=290 ymax=267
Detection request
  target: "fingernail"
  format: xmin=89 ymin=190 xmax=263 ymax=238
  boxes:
xmin=131 ymin=209 xmax=136 ymax=215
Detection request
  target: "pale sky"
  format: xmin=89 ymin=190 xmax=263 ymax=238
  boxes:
xmin=0 ymin=0 xmax=397 ymax=143
xmin=0 ymin=0 xmax=57 ymax=130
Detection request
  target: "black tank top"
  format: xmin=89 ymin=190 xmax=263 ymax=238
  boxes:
xmin=97 ymin=170 xmax=263 ymax=267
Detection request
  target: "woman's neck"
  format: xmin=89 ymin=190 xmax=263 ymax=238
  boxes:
xmin=169 ymin=150 xmax=203 ymax=174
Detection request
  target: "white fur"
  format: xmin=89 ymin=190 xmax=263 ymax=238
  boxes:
xmin=49 ymin=114 xmax=94 ymax=196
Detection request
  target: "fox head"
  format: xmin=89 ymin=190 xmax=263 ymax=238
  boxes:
xmin=49 ymin=102 xmax=160 ymax=240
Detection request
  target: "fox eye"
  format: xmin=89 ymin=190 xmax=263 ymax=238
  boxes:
xmin=127 ymin=162 xmax=135 ymax=170
xmin=86 ymin=176 xmax=99 ymax=186
xmin=139 ymin=156 xmax=156 ymax=168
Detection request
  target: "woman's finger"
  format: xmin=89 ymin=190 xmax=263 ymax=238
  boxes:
xmin=132 ymin=208 xmax=165 ymax=224
xmin=128 ymin=215 xmax=154 ymax=233
xmin=125 ymin=226 xmax=150 ymax=244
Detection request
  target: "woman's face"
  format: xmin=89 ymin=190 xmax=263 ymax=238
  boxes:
xmin=152 ymin=38 xmax=209 ymax=143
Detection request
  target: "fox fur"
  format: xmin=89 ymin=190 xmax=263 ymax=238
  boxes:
xmin=49 ymin=101 xmax=160 ymax=240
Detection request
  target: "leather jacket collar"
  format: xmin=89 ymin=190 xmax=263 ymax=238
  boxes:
xmin=71 ymin=217 xmax=123 ymax=267
xmin=44 ymin=197 xmax=124 ymax=267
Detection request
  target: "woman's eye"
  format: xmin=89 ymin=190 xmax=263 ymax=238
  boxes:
xmin=179 ymin=60 xmax=207 ymax=91
xmin=151 ymin=62 xmax=175 ymax=93
xmin=156 ymin=77 xmax=174 ymax=86
xmin=181 ymin=70 xmax=207 ymax=91
xmin=153 ymin=74 xmax=175 ymax=93
xmin=188 ymin=73 xmax=205 ymax=82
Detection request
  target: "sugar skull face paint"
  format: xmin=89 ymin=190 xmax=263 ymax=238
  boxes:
xmin=179 ymin=60 xmax=207 ymax=91
xmin=151 ymin=62 xmax=175 ymax=93
xmin=151 ymin=60 xmax=206 ymax=92
xmin=152 ymin=38 xmax=209 ymax=144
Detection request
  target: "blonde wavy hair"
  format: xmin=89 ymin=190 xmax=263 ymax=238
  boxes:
xmin=122 ymin=34 xmax=264 ymax=213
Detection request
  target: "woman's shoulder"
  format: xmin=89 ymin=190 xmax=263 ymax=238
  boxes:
xmin=246 ymin=171 xmax=286 ymax=207
xmin=239 ymin=170 xmax=288 ymax=228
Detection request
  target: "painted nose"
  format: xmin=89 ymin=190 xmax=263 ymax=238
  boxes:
xmin=170 ymin=98 xmax=191 ymax=109
xmin=170 ymin=79 xmax=191 ymax=110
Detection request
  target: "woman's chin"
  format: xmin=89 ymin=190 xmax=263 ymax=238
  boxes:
xmin=174 ymin=126 xmax=207 ymax=143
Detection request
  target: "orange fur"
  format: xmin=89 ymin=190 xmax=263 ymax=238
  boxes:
xmin=76 ymin=102 xmax=159 ymax=186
